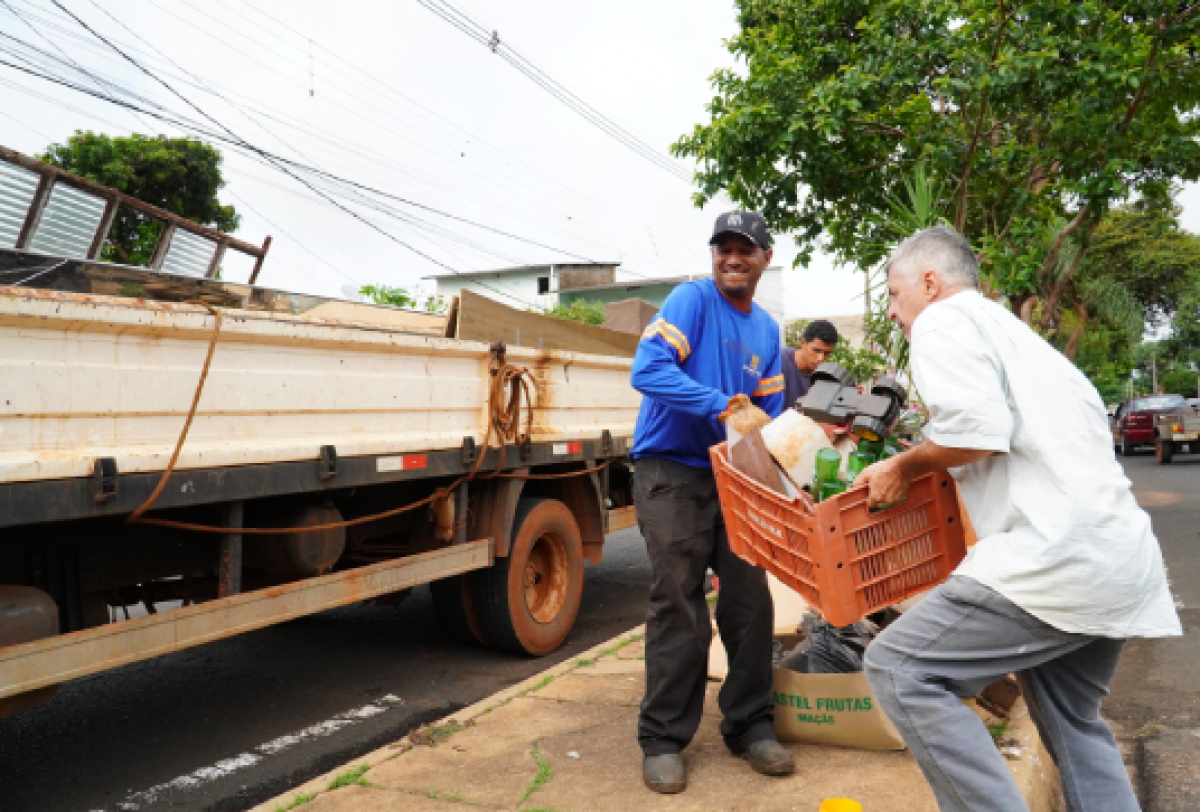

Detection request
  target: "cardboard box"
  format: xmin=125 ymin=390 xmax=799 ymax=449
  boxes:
xmin=769 ymin=633 xmax=906 ymax=750
xmin=710 ymin=629 xmax=905 ymax=751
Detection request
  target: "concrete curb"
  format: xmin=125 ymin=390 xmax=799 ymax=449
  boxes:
xmin=249 ymin=624 xmax=646 ymax=812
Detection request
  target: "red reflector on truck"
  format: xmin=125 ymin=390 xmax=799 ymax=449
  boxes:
xmin=376 ymin=454 xmax=428 ymax=473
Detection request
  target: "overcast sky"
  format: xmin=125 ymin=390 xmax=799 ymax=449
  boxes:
xmin=2 ymin=0 xmax=1197 ymax=321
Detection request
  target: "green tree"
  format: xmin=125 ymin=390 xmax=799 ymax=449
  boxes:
xmin=1072 ymin=324 xmax=1137 ymax=404
xmin=1079 ymin=191 xmax=1200 ymax=324
xmin=39 ymin=131 xmax=239 ymax=265
xmin=1161 ymin=368 xmax=1199 ymax=397
xmin=360 ymin=284 xmax=416 ymax=308
xmin=674 ymin=0 xmax=1200 ymax=331
xmin=544 ymin=298 xmax=606 ymax=325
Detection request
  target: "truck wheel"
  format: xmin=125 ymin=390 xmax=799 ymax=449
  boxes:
xmin=473 ymin=498 xmax=584 ymax=656
xmin=431 ymin=573 xmax=484 ymax=646
xmin=1120 ymin=435 xmax=1134 ymax=456
xmin=1157 ymin=440 xmax=1174 ymax=464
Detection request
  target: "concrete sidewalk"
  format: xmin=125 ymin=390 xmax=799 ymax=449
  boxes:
xmin=252 ymin=626 xmax=1060 ymax=812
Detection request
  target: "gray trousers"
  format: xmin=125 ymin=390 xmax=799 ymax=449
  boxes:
xmin=864 ymin=575 xmax=1137 ymax=812
xmin=634 ymin=457 xmax=776 ymax=756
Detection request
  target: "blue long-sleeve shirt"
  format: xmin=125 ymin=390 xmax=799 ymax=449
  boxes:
xmin=631 ymin=278 xmax=784 ymax=468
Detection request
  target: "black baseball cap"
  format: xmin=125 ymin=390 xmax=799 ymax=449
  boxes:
xmin=709 ymin=210 xmax=772 ymax=250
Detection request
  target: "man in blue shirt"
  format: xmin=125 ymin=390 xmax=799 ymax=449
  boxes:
xmin=631 ymin=211 xmax=794 ymax=794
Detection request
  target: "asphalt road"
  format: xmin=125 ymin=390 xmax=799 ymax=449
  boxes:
xmin=2 ymin=453 xmax=1195 ymax=812
xmin=1107 ymin=449 xmax=1200 ymax=811
xmin=0 ymin=527 xmax=653 ymax=812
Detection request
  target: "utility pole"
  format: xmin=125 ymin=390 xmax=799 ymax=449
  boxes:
xmin=1152 ymin=349 xmax=1158 ymax=393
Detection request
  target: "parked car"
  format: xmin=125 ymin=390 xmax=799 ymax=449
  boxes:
xmin=1111 ymin=394 xmax=1190 ymax=455
xmin=1153 ymin=403 xmax=1200 ymax=463
xmin=1189 ymin=398 xmax=1200 ymax=412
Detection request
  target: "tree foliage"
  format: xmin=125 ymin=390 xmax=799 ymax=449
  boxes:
xmin=1072 ymin=324 xmax=1137 ymax=403
xmin=1160 ymin=368 xmax=1199 ymax=397
xmin=675 ymin=0 xmax=1200 ymax=329
xmin=359 ymin=284 xmax=447 ymax=313
xmin=544 ymin=298 xmax=607 ymax=325
xmin=1080 ymin=191 xmax=1200 ymax=314
xmin=359 ymin=284 xmax=417 ymax=308
xmin=39 ymin=131 xmax=239 ymax=265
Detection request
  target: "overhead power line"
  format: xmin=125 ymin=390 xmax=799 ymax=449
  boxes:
xmin=415 ymin=0 xmax=695 ymax=184
xmin=33 ymin=2 xmax=544 ymax=310
xmin=8 ymin=0 xmax=710 ymax=279
xmin=3 ymin=4 xmax=785 ymax=312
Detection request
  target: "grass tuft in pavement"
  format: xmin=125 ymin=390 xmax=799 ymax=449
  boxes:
xmin=520 ymin=746 xmax=553 ymax=803
xmin=274 ymin=792 xmax=317 ymax=811
xmin=327 ymin=764 xmax=372 ymax=790
xmin=427 ymin=788 xmax=464 ymax=802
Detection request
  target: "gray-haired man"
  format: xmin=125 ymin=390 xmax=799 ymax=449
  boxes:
xmin=856 ymin=225 xmax=1180 ymax=812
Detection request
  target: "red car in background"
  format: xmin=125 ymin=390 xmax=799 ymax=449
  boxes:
xmin=1112 ymin=394 xmax=1192 ymax=455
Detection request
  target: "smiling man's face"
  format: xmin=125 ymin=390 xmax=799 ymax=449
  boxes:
xmin=710 ymin=233 xmax=771 ymax=311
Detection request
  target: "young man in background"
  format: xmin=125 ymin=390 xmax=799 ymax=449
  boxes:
xmin=782 ymin=319 xmax=838 ymax=408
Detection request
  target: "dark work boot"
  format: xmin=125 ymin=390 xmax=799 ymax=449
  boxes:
xmin=643 ymin=753 xmax=687 ymax=794
xmin=741 ymin=738 xmax=796 ymax=776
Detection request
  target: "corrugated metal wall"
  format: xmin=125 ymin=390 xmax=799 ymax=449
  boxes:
xmin=28 ymin=182 xmax=107 ymax=257
xmin=0 ymin=162 xmax=40 ymax=247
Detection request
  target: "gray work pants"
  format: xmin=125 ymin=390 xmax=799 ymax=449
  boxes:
xmin=864 ymin=575 xmax=1137 ymax=812
xmin=634 ymin=457 xmax=776 ymax=756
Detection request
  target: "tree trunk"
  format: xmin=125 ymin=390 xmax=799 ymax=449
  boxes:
xmin=1063 ymin=304 xmax=1089 ymax=361
xmin=1015 ymin=294 xmax=1038 ymax=324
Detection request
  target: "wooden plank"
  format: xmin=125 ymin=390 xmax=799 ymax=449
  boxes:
xmin=730 ymin=426 xmax=786 ymax=494
xmin=455 ymin=289 xmax=639 ymax=357
xmin=147 ymin=221 xmax=176 ymax=270
xmin=14 ymin=172 xmax=54 ymax=250
xmin=86 ymin=195 xmax=120 ymax=260
xmin=248 ymin=234 xmax=272 ymax=284
xmin=442 ymin=294 xmax=460 ymax=338
xmin=205 ymin=239 xmax=228 ymax=279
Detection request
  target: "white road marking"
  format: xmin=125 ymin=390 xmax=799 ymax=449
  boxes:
xmin=102 ymin=695 xmax=404 ymax=810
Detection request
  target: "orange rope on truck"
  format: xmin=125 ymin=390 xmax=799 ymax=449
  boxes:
xmin=127 ymin=314 xmax=608 ymax=535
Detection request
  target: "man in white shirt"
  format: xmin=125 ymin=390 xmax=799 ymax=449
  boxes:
xmin=857 ymin=225 xmax=1181 ymax=812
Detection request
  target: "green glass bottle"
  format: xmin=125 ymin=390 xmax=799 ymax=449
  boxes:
xmin=812 ymin=448 xmax=843 ymax=503
xmin=846 ymin=450 xmax=874 ymax=486
xmin=856 ymin=437 xmax=884 ymax=462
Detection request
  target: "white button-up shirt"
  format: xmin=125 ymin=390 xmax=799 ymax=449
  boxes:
xmin=911 ymin=290 xmax=1181 ymax=638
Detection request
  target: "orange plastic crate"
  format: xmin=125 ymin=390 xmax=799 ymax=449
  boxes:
xmin=710 ymin=442 xmax=968 ymax=627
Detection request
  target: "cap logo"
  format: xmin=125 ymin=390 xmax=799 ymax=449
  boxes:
xmin=727 ymin=213 xmax=743 ymax=226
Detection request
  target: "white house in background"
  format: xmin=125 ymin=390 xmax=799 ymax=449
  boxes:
xmin=424 ymin=262 xmax=788 ymax=338
xmin=423 ymin=262 xmax=621 ymax=313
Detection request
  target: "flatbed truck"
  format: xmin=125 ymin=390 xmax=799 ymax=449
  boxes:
xmin=0 ymin=249 xmax=640 ymax=718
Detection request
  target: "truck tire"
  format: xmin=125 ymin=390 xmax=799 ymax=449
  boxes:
xmin=1157 ymin=439 xmax=1174 ymax=464
xmin=431 ymin=573 xmax=484 ymax=646
xmin=473 ymin=498 xmax=584 ymax=656
xmin=1120 ymin=435 xmax=1134 ymax=456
